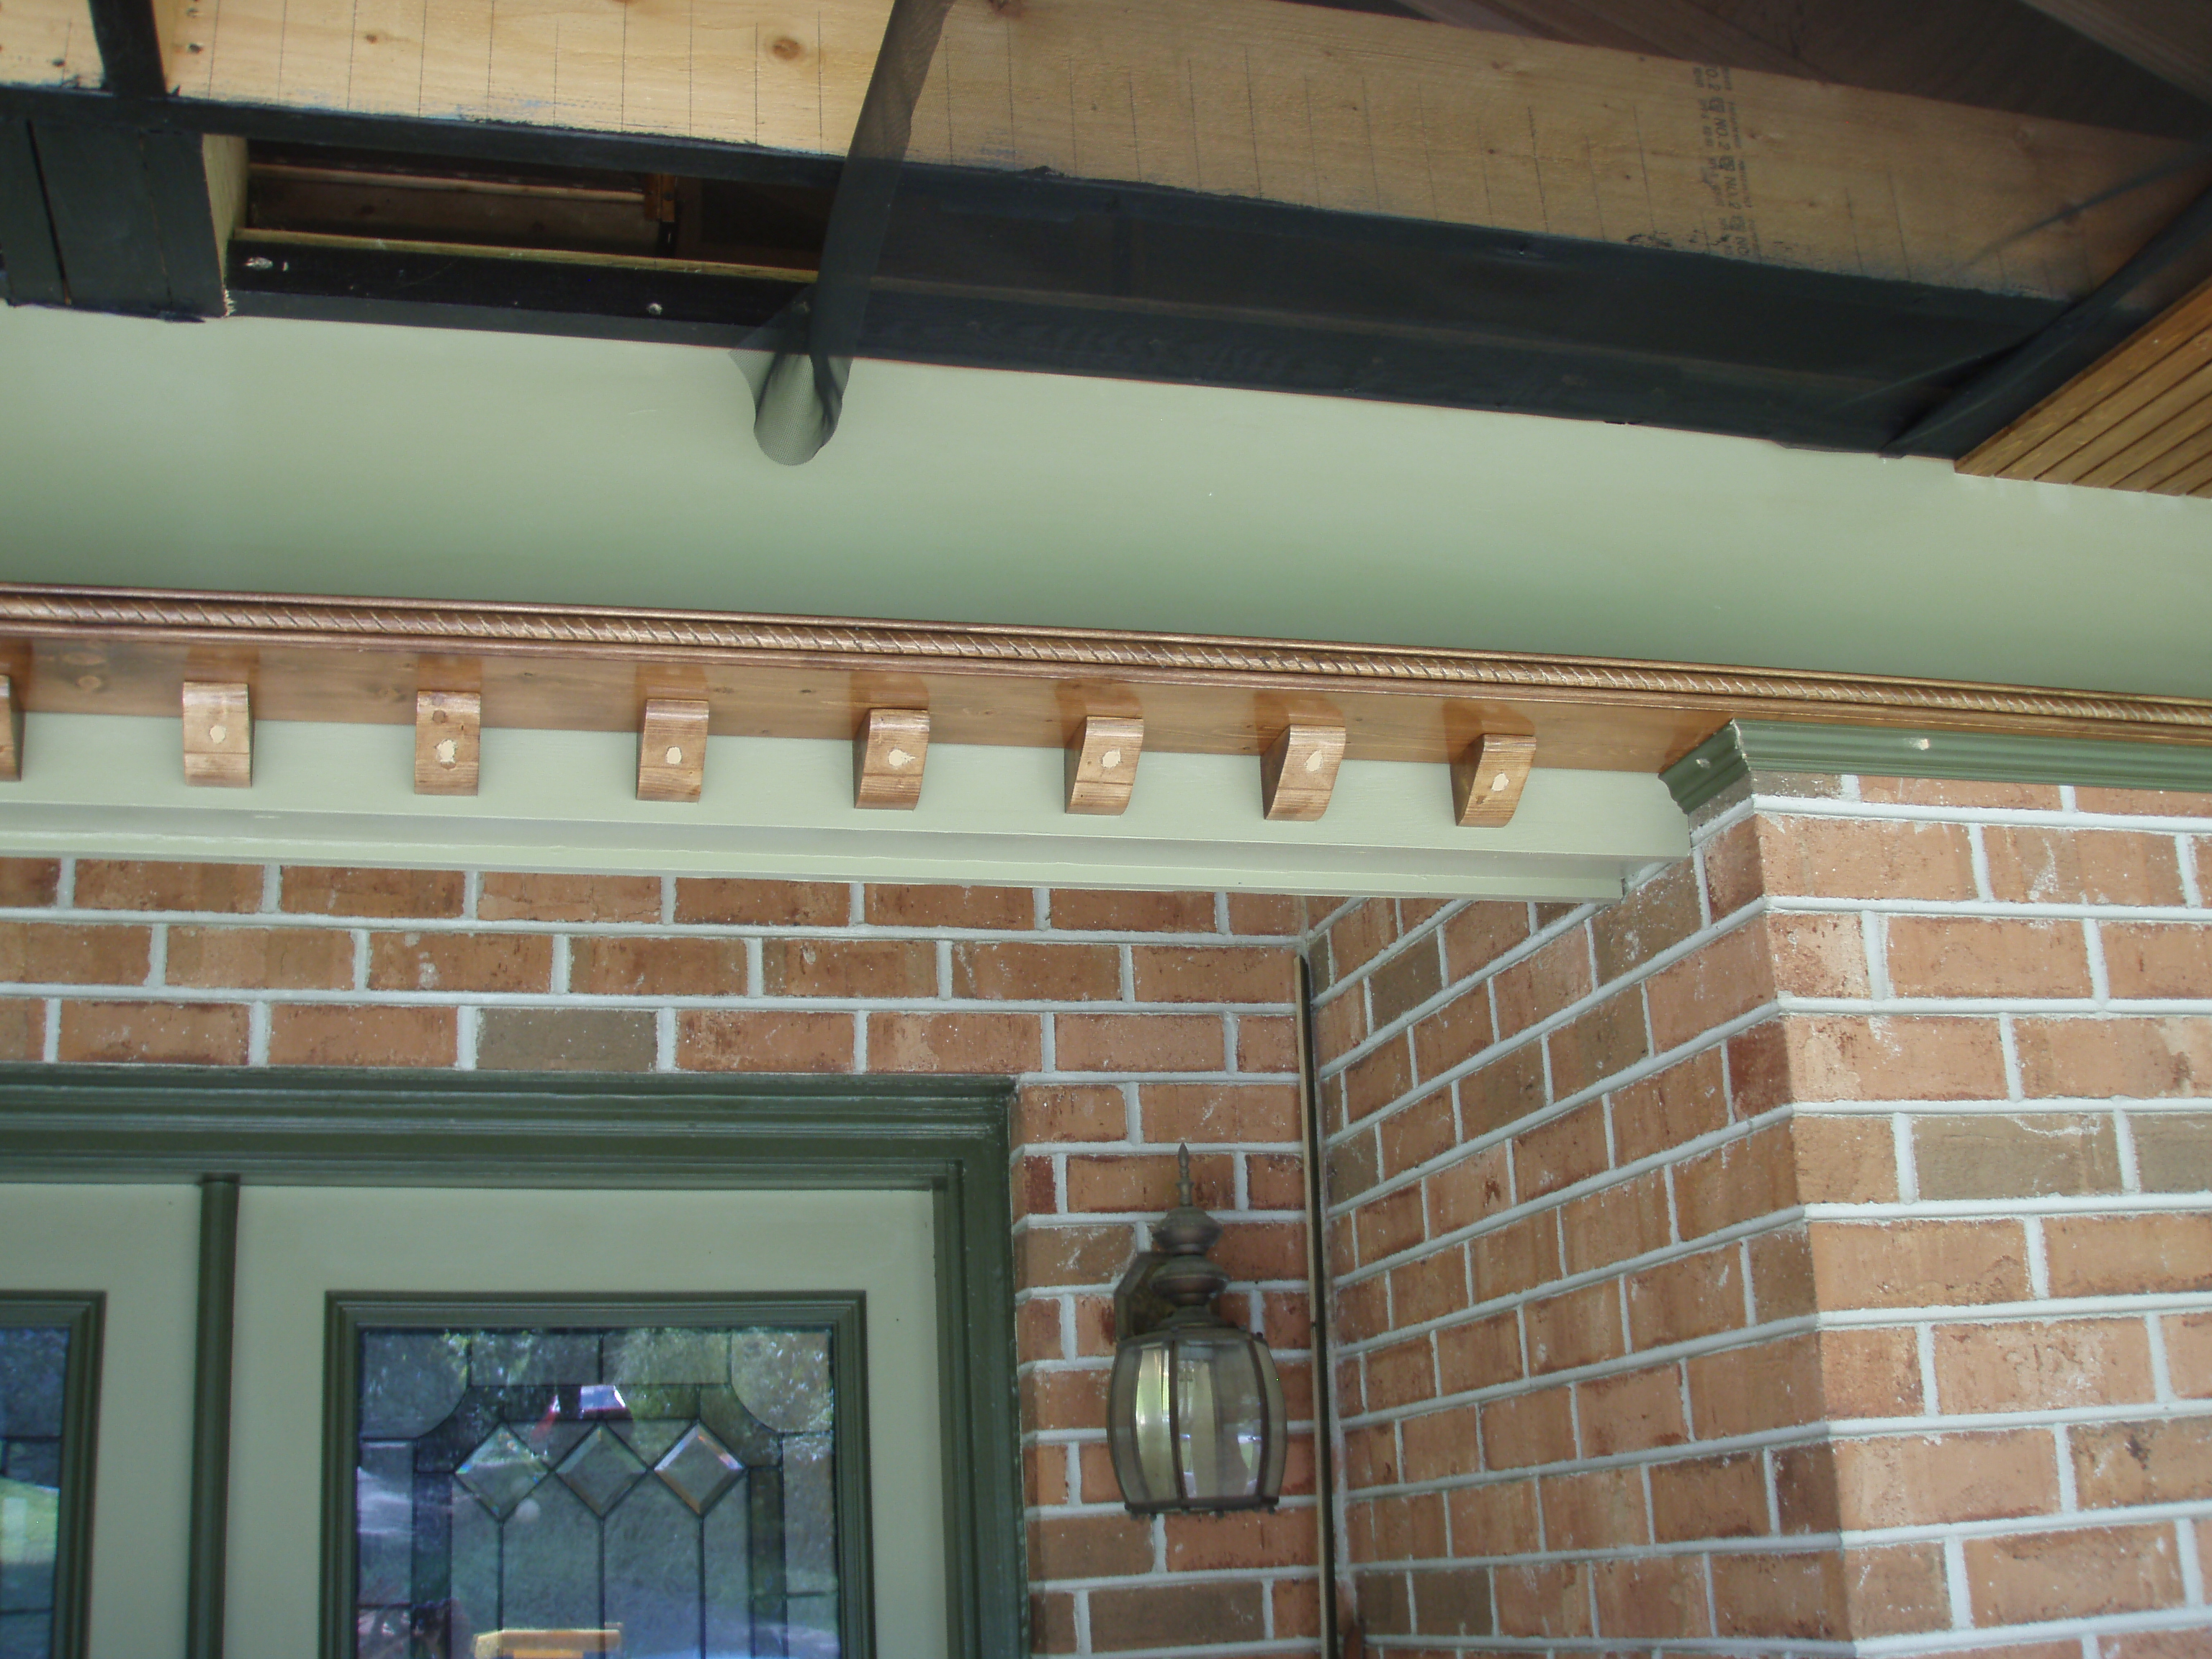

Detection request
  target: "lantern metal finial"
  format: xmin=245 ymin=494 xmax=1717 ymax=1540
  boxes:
xmin=1105 ymin=1142 xmax=1289 ymax=1515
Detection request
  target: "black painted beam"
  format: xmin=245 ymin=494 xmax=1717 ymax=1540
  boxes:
xmin=24 ymin=120 xmax=225 ymax=313
xmin=86 ymin=0 xmax=168 ymax=98
xmin=0 ymin=118 xmax=66 ymax=305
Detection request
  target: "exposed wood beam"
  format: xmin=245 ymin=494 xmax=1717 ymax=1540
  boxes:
xmin=637 ymin=698 xmax=707 ymax=803
xmin=855 ymin=709 xmax=931 ymax=809
xmin=1403 ymin=0 xmax=1813 ymax=78
xmin=1262 ymin=722 xmax=1347 ymax=820
xmin=181 ymin=680 xmax=250 ymax=786
xmin=1066 ymin=716 xmax=1145 ymax=815
xmin=0 ymin=675 xmax=20 ymax=782
xmin=2015 ymin=0 xmax=2212 ymax=104
xmin=1453 ymin=732 xmax=1537 ymax=827
xmin=86 ymin=0 xmax=2203 ymax=301
xmin=414 ymin=688 xmax=481 ymax=795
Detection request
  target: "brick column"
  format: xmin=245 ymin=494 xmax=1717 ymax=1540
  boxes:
xmin=1313 ymin=781 xmax=2212 ymax=1653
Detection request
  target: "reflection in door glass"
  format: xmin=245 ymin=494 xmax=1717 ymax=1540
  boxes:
xmin=354 ymin=1325 xmax=839 ymax=1659
xmin=0 ymin=1326 xmax=68 ymax=1659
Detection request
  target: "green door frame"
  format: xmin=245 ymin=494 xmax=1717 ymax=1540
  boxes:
xmin=0 ymin=1066 xmax=1024 ymax=1659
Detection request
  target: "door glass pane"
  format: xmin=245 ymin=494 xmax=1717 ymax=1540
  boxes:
xmin=350 ymin=1320 xmax=842 ymax=1659
xmin=0 ymin=1325 xmax=71 ymax=1659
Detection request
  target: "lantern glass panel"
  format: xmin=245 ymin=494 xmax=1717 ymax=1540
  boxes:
xmin=1107 ymin=1340 xmax=1177 ymax=1508
xmin=1174 ymin=1333 xmax=1267 ymax=1503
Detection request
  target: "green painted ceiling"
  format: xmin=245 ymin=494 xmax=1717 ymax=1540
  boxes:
xmin=1 ymin=302 xmax=2206 ymax=698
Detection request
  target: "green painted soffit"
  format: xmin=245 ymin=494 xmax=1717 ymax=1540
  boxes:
xmin=0 ymin=304 xmax=2207 ymax=699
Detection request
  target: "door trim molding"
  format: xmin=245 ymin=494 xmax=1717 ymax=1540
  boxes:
xmin=0 ymin=1067 xmax=1022 ymax=1659
xmin=0 ymin=1292 xmax=104 ymax=1659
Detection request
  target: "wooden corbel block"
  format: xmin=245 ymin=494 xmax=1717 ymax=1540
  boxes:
xmin=1453 ymin=732 xmax=1537 ymax=827
xmin=0 ymin=675 xmax=19 ymax=782
xmin=855 ymin=709 xmax=930 ymax=809
xmin=1262 ymin=721 xmax=1346 ymax=821
xmin=637 ymin=698 xmax=709 ymax=802
xmin=182 ymin=681 xmax=251 ymax=787
xmin=415 ymin=690 xmax=482 ymax=796
xmin=1066 ymin=715 xmax=1143 ymax=814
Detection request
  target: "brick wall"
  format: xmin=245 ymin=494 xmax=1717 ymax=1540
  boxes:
xmin=0 ymin=859 xmax=1328 ymax=1659
xmin=1313 ymin=779 xmax=2212 ymax=1655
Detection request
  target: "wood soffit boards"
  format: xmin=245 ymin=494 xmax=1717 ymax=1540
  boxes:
xmin=0 ymin=585 xmax=2206 ymax=783
xmin=1960 ymin=273 xmax=2212 ymax=495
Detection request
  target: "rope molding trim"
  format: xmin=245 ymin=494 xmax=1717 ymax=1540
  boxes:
xmin=1 ymin=583 xmax=2207 ymax=738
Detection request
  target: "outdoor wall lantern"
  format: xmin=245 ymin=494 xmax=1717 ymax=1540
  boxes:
xmin=1107 ymin=1146 xmax=1288 ymax=1514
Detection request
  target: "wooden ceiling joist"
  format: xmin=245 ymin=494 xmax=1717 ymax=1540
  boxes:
xmin=0 ymin=0 xmax=2195 ymax=303
xmin=1959 ymin=272 xmax=2212 ymax=493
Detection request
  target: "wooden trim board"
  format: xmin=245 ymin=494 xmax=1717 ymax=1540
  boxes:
xmin=78 ymin=0 xmax=2208 ymax=302
xmin=0 ymin=586 xmax=2207 ymax=781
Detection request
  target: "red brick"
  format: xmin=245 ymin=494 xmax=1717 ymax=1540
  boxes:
xmin=1547 ymin=992 xmax=1649 ymax=1098
xmin=0 ymin=922 xmax=148 ymax=984
xmin=1493 ymin=1560 xmax=1590 ymax=1640
xmin=674 ymin=878 xmax=848 ymax=926
xmin=75 ymin=859 xmax=262 ymax=912
xmin=1163 ymin=1507 xmax=1313 ymax=1571
xmin=477 ymin=871 xmax=660 ymax=922
xmin=2105 ymin=922 xmax=2212 ymax=1000
xmin=166 ymin=926 xmax=353 ymax=990
xmin=1030 ymin=1591 xmax=1076 ymax=1655
xmin=1649 ymin=1452 xmax=1767 ymax=1541
xmin=1368 ymin=938 xmax=1444 ymax=1027
xmin=1791 ymin=1114 xmax=1899 ymax=1202
xmin=1841 ymin=1542 xmax=1952 ymax=1637
xmin=1809 ymin=1219 xmax=2029 ymax=1309
xmin=1326 ymin=899 xmax=1398 ymax=983
xmin=1674 ymin=1123 xmax=1797 ymax=1241
xmin=1089 ymin=1578 xmax=1263 ymax=1649
xmin=1688 ymin=1333 xmax=1822 ymax=1438
xmin=1049 ymin=1012 xmax=1217 ymax=1073
xmin=1710 ymin=1550 xmax=1846 ymax=1641
xmin=1471 ymin=1214 xmax=1561 ymax=1303
xmin=56 ymin=1000 xmax=247 ymax=1064
xmin=1412 ymin=985 xmax=1493 ymax=1082
xmin=2074 ymin=787 xmax=2212 ymax=818
xmin=1524 ymin=1281 xmax=1623 ymax=1375
xmin=1448 ymin=1482 xmax=1538 ymax=1557
xmin=1028 ymin=1511 xmax=1153 ymax=1581
xmin=1020 ymin=1223 xmax=1137 ymax=1287
xmin=1785 ymin=1015 xmax=2008 ymax=1102
xmin=0 ymin=860 xmax=59 ymax=907
xmin=1020 ymin=1367 xmax=1109 ymax=1432
xmin=866 ymin=884 xmax=1032 ymax=930
xmin=1984 ymin=827 xmax=2185 ymax=907
xmin=1344 ymin=1035 xmax=1413 ymax=1120
xmin=1750 ymin=1226 xmax=1818 ymax=1321
xmin=1212 ymin=1220 xmax=1307 ymax=1283
xmin=1493 ymin=930 xmax=1591 ymax=1038
xmin=1426 ymin=1144 xmax=1511 ymax=1234
xmin=269 ymin=1004 xmax=456 ymax=1067
xmin=1272 ymin=1580 xmax=1321 ymax=1642
xmin=1727 ymin=1018 xmax=1794 ymax=1116
xmin=760 ymin=938 xmax=935 ymax=998
xmin=1593 ymin=1555 xmax=1711 ymax=1640
xmin=1388 ymin=1246 xmax=1468 ymax=1328
xmin=1858 ymin=776 xmax=2062 ymax=810
xmin=1315 ymin=989 xmax=1367 ymax=1068
xmin=279 ymin=866 xmax=463 ymax=919
xmin=0 ymin=998 xmax=42 ymax=1059
xmin=1064 ymin=1151 xmax=1231 ymax=1214
xmin=1831 ymin=1429 xmax=2058 ymax=1527
xmin=677 ymin=1010 xmax=854 ymax=1072
xmin=368 ymin=930 xmax=551 ymax=994
xmin=1235 ymin=1014 xmax=1297 ymax=1074
xmin=1435 ymin=1309 xmax=1520 ymax=1394
xmin=1593 ymin=863 xmax=1701 ymax=984
xmin=1934 ymin=1318 xmax=2154 ymax=1414
xmin=1379 ymin=1089 xmax=1455 ymax=1177
xmin=1130 ymin=944 xmax=1294 ymax=1004
xmin=1820 ymin=1326 xmax=1923 ymax=1418
xmin=1355 ymin=1184 xmax=1426 ymax=1264
xmin=1964 ymin=1524 xmax=2184 ymax=1627
xmin=1887 ymin=916 xmax=2092 ymax=998
xmin=1513 ymin=1100 xmax=1608 ymax=1200
xmin=1226 ymin=893 xmax=1303 ymax=937
xmin=1458 ymin=1043 xmax=1545 ymax=1138
xmin=1610 ymin=1047 xmax=1727 ymax=1164
xmin=1364 ymin=1337 xmax=1438 ymax=1410
xmin=2071 ymin=1416 xmax=2212 ymax=1508
xmin=1701 ymin=816 xmax=1763 ymax=918
xmin=1052 ymin=889 xmax=1214 ymax=934
xmin=2141 ymin=1112 xmax=2212 ymax=1192
xmin=2164 ymin=1309 xmax=2212 ymax=1396
xmin=870 ymin=1011 xmax=1041 ymax=1072
xmin=1626 ymin=1245 xmax=1745 ymax=1349
xmin=1764 ymin=910 xmax=1870 ymax=998
xmin=1142 ymin=1082 xmax=1300 ymax=1144
xmin=949 ymin=941 xmax=1116 ymax=1002
xmin=1012 ymin=1084 xmax=1125 ymax=1145
xmin=1443 ymin=904 xmax=1530 ymax=981
xmin=1398 ymin=1403 xmax=1480 ymax=1483
xmin=1560 ymin=1169 xmax=1671 ymax=1275
xmin=570 ymin=936 xmax=745 ymax=996
xmin=1479 ymin=1388 xmax=1573 ymax=1470
xmin=1576 ymin=1363 xmax=1687 ymax=1456
xmin=1646 ymin=921 xmax=1774 ymax=1052
xmin=2016 ymin=1017 xmax=2212 ymax=1100
xmin=1756 ymin=815 xmax=1977 ymax=902
xmin=1539 ymin=1467 xmax=1647 ymax=1550
xmin=2045 ymin=1213 xmax=2212 ymax=1296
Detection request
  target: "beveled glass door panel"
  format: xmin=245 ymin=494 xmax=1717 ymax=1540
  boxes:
xmin=224 ymin=1189 xmax=943 ymax=1659
xmin=0 ymin=1186 xmax=199 ymax=1659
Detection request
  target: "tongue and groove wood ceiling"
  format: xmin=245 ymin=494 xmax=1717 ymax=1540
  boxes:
xmin=1 ymin=0 xmax=2209 ymax=478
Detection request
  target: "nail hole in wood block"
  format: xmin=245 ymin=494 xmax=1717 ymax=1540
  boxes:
xmin=1262 ymin=721 xmax=1345 ymax=821
xmin=414 ymin=689 xmax=482 ymax=796
xmin=0 ymin=675 xmax=19 ymax=783
xmin=1452 ymin=730 xmax=1537 ymax=827
xmin=637 ymin=698 xmax=709 ymax=802
xmin=855 ymin=709 xmax=930 ymax=809
xmin=182 ymin=681 xmax=252 ymax=787
xmin=1065 ymin=714 xmax=1145 ymax=815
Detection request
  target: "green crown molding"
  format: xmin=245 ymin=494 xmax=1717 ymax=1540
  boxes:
xmin=1663 ymin=720 xmax=2212 ymax=813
